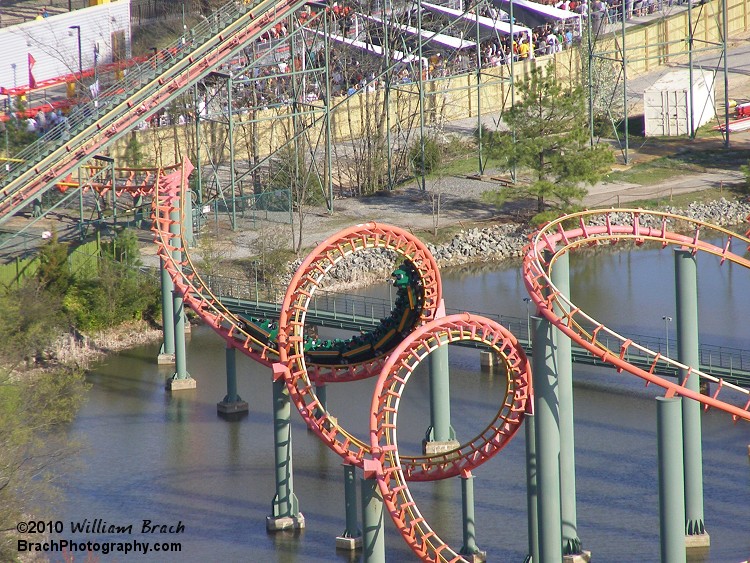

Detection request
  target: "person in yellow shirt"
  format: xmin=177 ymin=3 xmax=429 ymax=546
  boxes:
xmin=518 ymin=39 xmax=530 ymax=60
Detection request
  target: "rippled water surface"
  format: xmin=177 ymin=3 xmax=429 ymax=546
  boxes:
xmin=55 ymin=241 xmax=750 ymax=562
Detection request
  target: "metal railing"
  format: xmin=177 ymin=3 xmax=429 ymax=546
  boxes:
xmin=0 ymin=0 xmax=277 ymax=189
xmin=199 ymin=273 xmax=750 ymax=380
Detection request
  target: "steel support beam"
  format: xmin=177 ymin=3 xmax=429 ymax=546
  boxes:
xmin=525 ymin=409 xmax=539 ymax=563
xmin=335 ymin=463 xmax=362 ymax=550
xmin=459 ymin=470 xmax=486 ymax=561
xmin=657 ymin=396 xmax=687 ymax=563
xmin=674 ymin=249 xmax=709 ymax=548
xmin=532 ymin=315 xmax=563 ymax=563
xmin=361 ymin=475 xmax=385 ymax=563
xmin=551 ymin=252 xmax=585 ymax=558
xmin=217 ymin=344 xmax=248 ymax=415
xmin=267 ymin=376 xmax=304 ymax=531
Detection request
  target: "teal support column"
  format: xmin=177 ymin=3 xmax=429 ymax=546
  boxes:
xmin=217 ymin=344 xmax=248 ymax=415
xmin=674 ymin=249 xmax=709 ymax=548
xmin=423 ymin=338 xmax=458 ymax=455
xmin=167 ymin=200 xmax=195 ymax=391
xmin=361 ymin=476 xmax=385 ymax=563
xmin=459 ymin=470 xmax=486 ymax=561
xmin=525 ymin=410 xmax=539 ymax=563
xmin=267 ymin=377 xmax=305 ymax=531
xmin=133 ymin=194 xmax=144 ymax=229
xmin=657 ymin=397 xmax=687 ymax=563
xmin=184 ymin=187 xmax=194 ymax=247
xmin=335 ymin=463 xmax=362 ymax=550
xmin=158 ymin=256 xmax=175 ymax=365
xmin=531 ymin=315 xmax=563 ymax=563
xmin=315 ymin=383 xmax=327 ymax=419
xmin=551 ymin=253 xmax=585 ymax=559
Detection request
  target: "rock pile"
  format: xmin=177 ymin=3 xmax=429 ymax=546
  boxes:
xmin=284 ymin=198 xmax=750 ymax=292
xmin=426 ymin=223 xmax=528 ymax=266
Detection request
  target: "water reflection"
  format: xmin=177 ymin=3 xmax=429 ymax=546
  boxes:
xmin=54 ymin=239 xmax=750 ymax=562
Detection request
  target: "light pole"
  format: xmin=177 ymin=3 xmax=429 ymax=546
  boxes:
xmin=662 ymin=315 xmax=673 ymax=357
xmin=68 ymin=25 xmax=82 ymax=80
xmin=523 ymin=297 xmax=532 ymax=344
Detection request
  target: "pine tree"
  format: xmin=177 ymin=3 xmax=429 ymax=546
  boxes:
xmin=484 ymin=64 xmax=613 ymax=221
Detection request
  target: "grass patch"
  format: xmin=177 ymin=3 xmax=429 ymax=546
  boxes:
xmin=603 ymin=156 xmax=705 ymax=185
xmin=593 ymin=185 xmax=746 ymax=211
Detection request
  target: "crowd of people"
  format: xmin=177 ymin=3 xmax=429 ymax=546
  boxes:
xmin=9 ymin=1 xmax=595 ymax=136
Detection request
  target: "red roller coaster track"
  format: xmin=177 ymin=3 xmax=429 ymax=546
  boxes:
xmin=153 ymin=162 xmax=749 ymax=561
xmin=522 ymin=209 xmax=750 ymax=422
xmin=368 ymin=314 xmax=531 ymax=561
xmin=152 ymin=161 xmax=533 ymax=561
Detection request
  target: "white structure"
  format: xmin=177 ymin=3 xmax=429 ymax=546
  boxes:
xmin=0 ymin=1 xmax=131 ymax=92
xmin=643 ymin=69 xmax=716 ymax=137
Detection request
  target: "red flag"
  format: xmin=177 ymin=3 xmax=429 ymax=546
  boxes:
xmin=28 ymin=53 xmax=36 ymax=89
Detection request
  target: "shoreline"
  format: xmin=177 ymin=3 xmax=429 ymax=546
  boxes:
xmin=311 ymin=197 xmax=750 ymax=294
xmin=21 ymin=196 xmax=750 ymax=372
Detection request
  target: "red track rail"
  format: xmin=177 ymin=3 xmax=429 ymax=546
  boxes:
xmin=152 ymin=159 xmax=280 ymax=366
xmin=274 ymin=222 xmax=444 ymax=465
xmin=523 ymin=208 xmax=750 ymax=422
xmin=367 ymin=314 xmax=531 ymax=562
xmin=0 ymin=0 xmax=303 ymax=225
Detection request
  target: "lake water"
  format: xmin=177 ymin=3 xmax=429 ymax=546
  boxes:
xmin=51 ymin=241 xmax=750 ymax=562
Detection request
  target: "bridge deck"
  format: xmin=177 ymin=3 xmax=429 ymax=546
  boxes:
xmin=207 ymin=278 xmax=750 ymax=387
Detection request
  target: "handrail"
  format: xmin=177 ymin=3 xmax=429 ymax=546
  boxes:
xmin=0 ymin=0 xmax=305 ymax=226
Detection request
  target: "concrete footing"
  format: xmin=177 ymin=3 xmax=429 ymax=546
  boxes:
xmin=217 ymin=400 xmax=249 ymax=415
xmin=563 ymin=550 xmax=592 ymax=563
xmin=157 ymin=353 xmax=175 ymax=365
xmin=335 ymin=535 xmax=363 ymax=550
xmin=460 ymin=551 xmax=487 ymax=563
xmin=685 ymin=532 xmax=711 ymax=549
xmin=266 ymin=513 xmax=305 ymax=532
xmin=479 ymin=351 xmax=497 ymax=369
xmin=166 ymin=377 xmax=197 ymax=391
xmin=423 ymin=439 xmax=460 ymax=455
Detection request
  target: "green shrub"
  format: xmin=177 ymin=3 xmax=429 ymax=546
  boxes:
xmin=409 ymin=136 xmax=443 ymax=175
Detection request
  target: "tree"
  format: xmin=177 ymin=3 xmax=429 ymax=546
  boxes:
xmin=37 ymin=234 xmax=73 ymax=296
xmin=483 ymin=64 xmax=613 ymax=222
xmin=0 ymin=367 xmax=88 ymax=561
xmin=122 ymin=133 xmax=145 ymax=168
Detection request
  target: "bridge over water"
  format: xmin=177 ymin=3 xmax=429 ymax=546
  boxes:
xmin=202 ymin=273 xmax=750 ymax=387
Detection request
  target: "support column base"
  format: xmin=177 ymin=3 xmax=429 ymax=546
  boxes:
xmin=167 ymin=377 xmax=196 ymax=391
xmin=459 ymin=550 xmax=487 ymax=562
xmin=563 ymin=550 xmax=592 ymax=563
xmin=685 ymin=532 xmax=710 ymax=549
xmin=423 ymin=439 xmax=460 ymax=455
xmin=479 ymin=351 xmax=497 ymax=369
xmin=266 ymin=513 xmax=305 ymax=532
xmin=335 ymin=535 xmax=363 ymax=550
xmin=157 ymin=353 xmax=175 ymax=365
xmin=217 ymin=400 xmax=249 ymax=415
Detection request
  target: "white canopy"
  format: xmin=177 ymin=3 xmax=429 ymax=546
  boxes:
xmin=421 ymin=2 xmax=532 ymax=40
xmin=310 ymin=30 xmax=424 ymax=64
xmin=492 ymin=0 xmax=582 ymax=34
xmin=361 ymin=13 xmax=477 ymax=51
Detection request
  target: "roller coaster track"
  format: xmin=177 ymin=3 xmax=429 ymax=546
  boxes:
xmin=153 ymin=161 xmax=534 ymax=562
xmin=0 ymin=0 xmax=308 ymax=227
xmin=367 ymin=314 xmax=531 ymax=561
xmin=523 ymin=208 xmax=750 ymax=423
